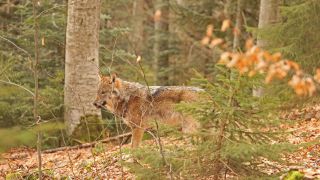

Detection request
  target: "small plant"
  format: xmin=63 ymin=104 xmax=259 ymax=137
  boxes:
xmin=6 ymin=172 xmax=23 ymax=180
xmin=92 ymin=142 xmax=106 ymax=155
xmin=178 ymin=65 xmax=296 ymax=178
xmin=283 ymin=170 xmax=304 ymax=180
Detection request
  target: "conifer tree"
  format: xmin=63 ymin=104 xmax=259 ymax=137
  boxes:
xmin=261 ymin=0 xmax=320 ymax=71
xmin=123 ymin=65 xmax=294 ymax=179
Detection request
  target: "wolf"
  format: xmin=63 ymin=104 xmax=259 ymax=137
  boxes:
xmin=93 ymin=74 xmax=202 ymax=148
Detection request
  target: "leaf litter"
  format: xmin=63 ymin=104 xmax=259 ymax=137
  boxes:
xmin=0 ymin=104 xmax=319 ymax=179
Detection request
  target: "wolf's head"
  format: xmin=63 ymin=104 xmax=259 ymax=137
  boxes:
xmin=93 ymin=74 xmax=123 ymax=111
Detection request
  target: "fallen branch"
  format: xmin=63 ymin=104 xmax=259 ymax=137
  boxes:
xmin=43 ymin=133 xmax=132 ymax=154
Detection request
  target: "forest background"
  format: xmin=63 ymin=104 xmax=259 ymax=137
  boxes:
xmin=0 ymin=0 xmax=320 ymax=179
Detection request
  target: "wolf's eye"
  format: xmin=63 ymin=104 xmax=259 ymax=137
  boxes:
xmin=101 ymin=91 xmax=106 ymax=95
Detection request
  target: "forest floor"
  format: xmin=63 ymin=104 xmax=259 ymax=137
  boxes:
xmin=0 ymin=105 xmax=320 ymax=179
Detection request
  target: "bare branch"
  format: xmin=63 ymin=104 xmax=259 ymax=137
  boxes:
xmin=0 ymin=79 xmax=35 ymax=96
xmin=43 ymin=133 xmax=132 ymax=153
xmin=0 ymin=35 xmax=31 ymax=57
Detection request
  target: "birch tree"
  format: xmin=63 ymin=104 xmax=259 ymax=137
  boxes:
xmin=64 ymin=0 xmax=101 ymax=135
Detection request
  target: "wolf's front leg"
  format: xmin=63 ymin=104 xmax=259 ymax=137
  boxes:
xmin=131 ymin=127 xmax=145 ymax=148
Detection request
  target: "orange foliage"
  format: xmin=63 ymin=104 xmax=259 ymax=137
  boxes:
xmin=200 ymin=20 xmax=320 ymax=97
xmin=221 ymin=19 xmax=231 ymax=32
xmin=209 ymin=38 xmax=224 ymax=48
xmin=314 ymin=69 xmax=320 ymax=83
xmin=219 ymin=41 xmax=318 ymax=96
xmin=206 ymin=24 xmax=214 ymax=37
xmin=154 ymin=10 xmax=162 ymax=22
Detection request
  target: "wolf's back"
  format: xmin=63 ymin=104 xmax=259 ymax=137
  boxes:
xmin=150 ymin=86 xmax=203 ymax=103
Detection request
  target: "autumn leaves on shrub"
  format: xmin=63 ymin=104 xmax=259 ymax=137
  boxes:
xmin=201 ymin=20 xmax=320 ymax=97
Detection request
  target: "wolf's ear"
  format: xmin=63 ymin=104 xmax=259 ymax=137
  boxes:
xmin=111 ymin=73 xmax=122 ymax=88
xmin=98 ymin=74 xmax=102 ymax=81
xmin=111 ymin=73 xmax=117 ymax=83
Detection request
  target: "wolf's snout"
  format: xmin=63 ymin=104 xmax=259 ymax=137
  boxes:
xmin=93 ymin=100 xmax=107 ymax=108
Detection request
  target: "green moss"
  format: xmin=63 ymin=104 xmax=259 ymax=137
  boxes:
xmin=283 ymin=170 xmax=304 ymax=180
xmin=71 ymin=115 xmax=108 ymax=143
xmin=5 ymin=172 xmax=23 ymax=180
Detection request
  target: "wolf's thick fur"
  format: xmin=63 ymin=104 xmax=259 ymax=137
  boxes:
xmin=93 ymin=74 xmax=201 ymax=148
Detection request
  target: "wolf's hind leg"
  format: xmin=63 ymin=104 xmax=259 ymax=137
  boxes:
xmin=131 ymin=127 xmax=145 ymax=148
xmin=163 ymin=113 xmax=200 ymax=134
xmin=180 ymin=115 xmax=201 ymax=144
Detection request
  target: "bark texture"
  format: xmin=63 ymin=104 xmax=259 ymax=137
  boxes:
xmin=257 ymin=0 xmax=280 ymax=48
xmin=253 ymin=0 xmax=280 ymax=97
xmin=154 ymin=0 xmax=169 ymax=85
xmin=64 ymin=0 xmax=101 ymax=135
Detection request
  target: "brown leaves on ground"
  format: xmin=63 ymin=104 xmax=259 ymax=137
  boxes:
xmin=244 ymin=104 xmax=320 ymax=179
xmin=1 ymin=104 xmax=320 ymax=179
xmin=0 ymin=137 xmax=191 ymax=179
xmin=0 ymin=144 xmax=133 ymax=179
xmin=280 ymin=104 xmax=320 ymax=179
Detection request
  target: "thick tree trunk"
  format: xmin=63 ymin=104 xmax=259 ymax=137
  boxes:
xmin=154 ymin=0 xmax=169 ymax=85
xmin=253 ymin=0 xmax=280 ymax=97
xmin=64 ymin=0 xmax=101 ymax=135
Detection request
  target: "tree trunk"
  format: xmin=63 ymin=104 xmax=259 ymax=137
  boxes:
xmin=132 ymin=0 xmax=145 ymax=55
xmin=257 ymin=0 xmax=280 ymax=48
xmin=154 ymin=0 xmax=169 ymax=85
xmin=253 ymin=0 xmax=280 ymax=97
xmin=233 ymin=0 xmax=245 ymax=52
xmin=64 ymin=0 xmax=101 ymax=135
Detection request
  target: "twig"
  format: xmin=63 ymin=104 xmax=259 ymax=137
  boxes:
xmin=220 ymin=159 xmax=239 ymax=178
xmin=32 ymin=0 xmax=41 ymax=179
xmin=36 ymin=132 xmax=42 ymax=180
xmin=109 ymin=36 xmax=119 ymax=70
xmin=136 ymin=59 xmax=173 ymax=178
xmin=114 ymin=116 xmax=125 ymax=180
xmin=154 ymin=118 xmax=168 ymax=165
xmin=43 ymin=133 xmax=132 ymax=153
xmin=137 ymin=61 xmax=151 ymax=93
xmin=0 ymin=35 xmax=31 ymax=57
xmin=0 ymin=79 xmax=35 ymax=96
xmin=36 ymin=5 xmax=66 ymax=19
xmin=38 ymin=100 xmax=77 ymax=177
